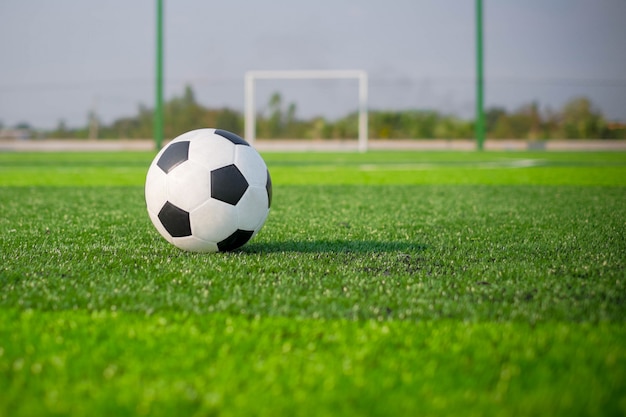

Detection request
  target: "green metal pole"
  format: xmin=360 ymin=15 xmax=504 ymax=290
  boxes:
xmin=155 ymin=0 xmax=164 ymax=150
xmin=475 ymin=0 xmax=485 ymax=151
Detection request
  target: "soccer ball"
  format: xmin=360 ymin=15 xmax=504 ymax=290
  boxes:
xmin=145 ymin=128 xmax=272 ymax=252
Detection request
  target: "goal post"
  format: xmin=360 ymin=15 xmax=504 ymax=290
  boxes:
xmin=244 ymin=70 xmax=369 ymax=152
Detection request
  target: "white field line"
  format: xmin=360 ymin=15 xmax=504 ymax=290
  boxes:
xmin=357 ymin=159 xmax=543 ymax=171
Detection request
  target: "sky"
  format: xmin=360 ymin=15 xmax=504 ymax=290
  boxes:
xmin=0 ymin=0 xmax=625 ymax=130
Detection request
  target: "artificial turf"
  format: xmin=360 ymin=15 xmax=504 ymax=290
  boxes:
xmin=0 ymin=150 xmax=625 ymax=416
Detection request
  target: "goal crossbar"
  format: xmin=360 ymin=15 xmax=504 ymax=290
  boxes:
xmin=244 ymin=70 xmax=368 ymax=152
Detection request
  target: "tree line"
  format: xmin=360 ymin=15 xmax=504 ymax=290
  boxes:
xmin=43 ymin=85 xmax=626 ymax=140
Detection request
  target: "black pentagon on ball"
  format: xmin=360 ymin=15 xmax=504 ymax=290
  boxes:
xmin=215 ymin=129 xmax=250 ymax=146
xmin=157 ymin=141 xmax=189 ymax=173
xmin=266 ymin=170 xmax=272 ymax=208
xmin=158 ymin=201 xmax=191 ymax=237
xmin=211 ymin=164 xmax=249 ymax=205
xmin=217 ymin=229 xmax=254 ymax=252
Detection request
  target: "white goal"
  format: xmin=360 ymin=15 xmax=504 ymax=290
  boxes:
xmin=244 ymin=70 xmax=369 ymax=152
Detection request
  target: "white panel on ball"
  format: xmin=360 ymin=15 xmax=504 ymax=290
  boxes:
xmin=190 ymin=199 xmax=239 ymax=243
xmin=236 ymin=186 xmax=270 ymax=230
xmin=145 ymin=166 xmax=168 ymax=214
xmin=188 ymin=130 xmax=236 ymax=171
xmin=234 ymin=145 xmax=268 ymax=188
xmin=173 ymin=235 xmax=219 ymax=253
xmin=169 ymin=129 xmax=205 ymax=144
xmin=166 ymin=160 xmax=212 ymax=212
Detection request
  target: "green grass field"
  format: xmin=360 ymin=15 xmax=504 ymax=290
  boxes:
xmin=1 ymin=149 xmax=625 ymax=416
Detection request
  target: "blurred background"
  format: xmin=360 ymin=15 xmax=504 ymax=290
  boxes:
xmin=1 ymin=0 xmax=625 ymax=141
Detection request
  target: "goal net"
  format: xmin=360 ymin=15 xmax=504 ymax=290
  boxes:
xmin=244 ymin=70 xmax=368 ymax=152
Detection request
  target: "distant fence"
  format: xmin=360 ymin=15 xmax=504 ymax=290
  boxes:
xmin=2 ymin=139 xmax=626 ymax=152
